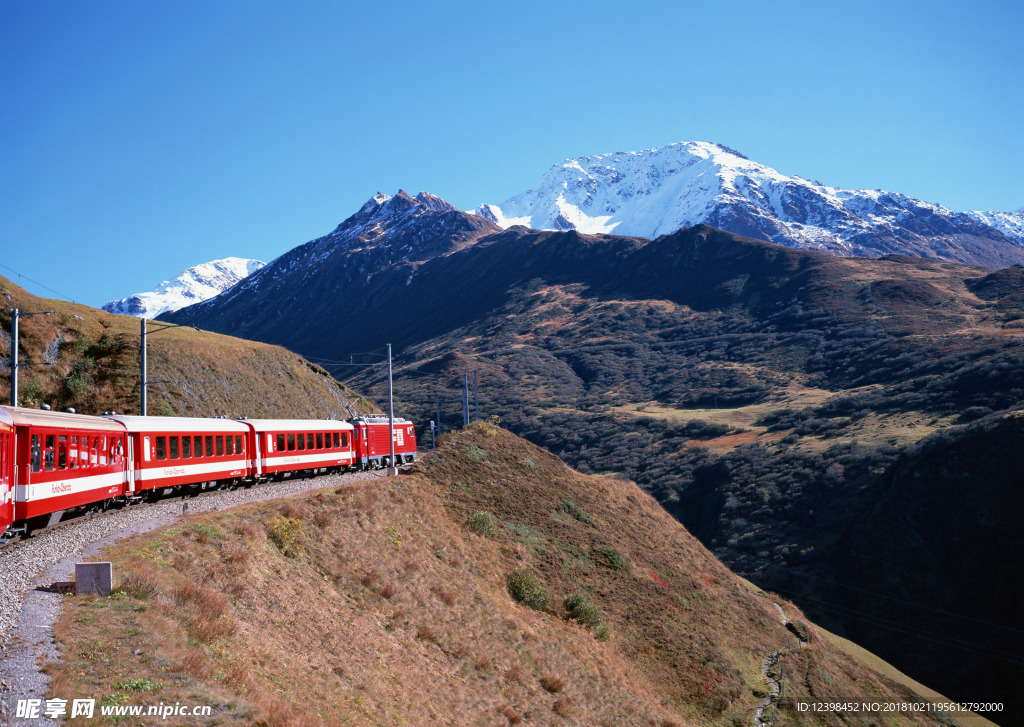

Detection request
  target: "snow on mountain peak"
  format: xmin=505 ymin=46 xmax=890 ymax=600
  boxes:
xmin=103 ymin=257 xmax=266 ymax=319
xmin=476 ymin=141 xmax=1024 ymax=262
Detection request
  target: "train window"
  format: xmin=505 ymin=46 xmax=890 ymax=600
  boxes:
xmin=276 ymin=434 xmax=284 ymax=452
xmin=90 ymin=437 xmax=98 ymax=465
xmin=316 ymin=433 xmax=323 ymax=450
xmin=155 ymin=437 xmax=166 ymax=461
xmin=69 ymin=436 xmax=78 ymax=469
xmin=307 ymin=433 xmax=315 ymax=449
xmin=287 ymin=434 xmax=295 ymax=451
xmin=99 ymin=437 xmax=107 ymax=465
xmin=31 ymin=435 xmax=42 ymax=472
xmin=205 ymin=436 xmax=213 ymax=457
xmin=58 ymin=435 xmax=68 ymax=470
xmin=194 ymin=436 xmax=203 ymax=458
xmin=341 ymin=432 xmax=348 ymax=448
xmin=297 ymin=433 xmax=305 ymax=451
xmin=44 ymin=435 xmax=55 ymax=471
xmin=235 ymin=435 xmax=243 ymax=454
xmin=225 ymin=436 xmax=233 ymax=456
xmin=334 ymin=432 xmax=340 ymax=448
xmin=170 ymin=436 xmax=179 ymax=459
xmin=182 ymin=436 xmax=191 ymax=458
xmin=216 ymin=436 xmax=224 ymax=456
xmin=112 ymin=439 xmax=122 ymax=464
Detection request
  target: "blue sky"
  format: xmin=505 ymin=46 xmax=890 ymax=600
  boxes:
xmin=2 ymin=0 xmax=1022 ymax=307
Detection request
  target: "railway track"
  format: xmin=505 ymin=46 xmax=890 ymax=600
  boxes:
xmin=0 ymin=467 xmax=395 ymax=726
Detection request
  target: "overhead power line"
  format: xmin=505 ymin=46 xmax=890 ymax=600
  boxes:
xmin=0 ymin=262 xmax=79 ymax=304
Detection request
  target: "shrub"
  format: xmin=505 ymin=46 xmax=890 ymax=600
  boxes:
xmin=505 ymin=567 xmax=549 ymax=610
xmin=118 ymin=571 xmax=157 ymax=600
xmin=553 ymin=696 xmax=574 ymax=717
xmin=467 ymin=510 xmax=500 ymax=538
xmin=596 ymin=546 xmax=628 ymax=571
xmin=559 ymin=499 xmax=592 ymax=524
xmin=540 ymin=674 xmax=565 ymax=693
xmin=564 ymin=593 xmax=604 ymax=629
xmin=498 ymin=704 xmax=523 ymax=724
xmin=266 ymin=516 xmax=303 ymax=558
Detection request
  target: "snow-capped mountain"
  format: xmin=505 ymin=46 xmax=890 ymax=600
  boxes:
xmin=104 ymin=257 xmax=266 ymax=319
xmin=477 ymin=142 xmax=1024 ymax=269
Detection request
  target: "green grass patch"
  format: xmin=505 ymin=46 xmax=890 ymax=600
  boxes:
xmin=596 ymin=546 xmax=628 ymax=572
xmin=558 ymin=499 xmax=592 ymax=525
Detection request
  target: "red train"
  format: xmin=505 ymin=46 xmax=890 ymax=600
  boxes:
xmin=0 ymin=406 xmax=417 ymax=541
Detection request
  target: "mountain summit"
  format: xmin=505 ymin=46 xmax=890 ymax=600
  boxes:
xmin=103 ymin=257 xmax=265 ymax=318
xmin=477 ymin=141 xmax=1024 ymax=269
xmin=165 ymin=191 xmax=498 ymax=343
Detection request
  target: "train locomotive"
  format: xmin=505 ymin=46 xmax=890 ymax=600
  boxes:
xmin=0 ymin=406 xmax=417 ymax=541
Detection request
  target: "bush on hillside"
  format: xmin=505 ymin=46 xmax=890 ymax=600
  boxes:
xmin=267 ymin=515 xmax=303 ymax=558
xmin=467 ymin=510 xmax=499 ymax=538
xmin=505 ymin=567 xmax=549 ymax=610
xmin=564 ymin=593 xmax=604 ymax=629
xmin=596 ymin=547 xmax=628 ymax=572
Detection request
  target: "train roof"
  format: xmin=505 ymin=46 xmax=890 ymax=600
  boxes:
xmin=0 ymin=407 xmax=13 ymax=429
xmin=238 ymin=418 xmax=355 ymax=433
xmin=103 ymin=415 xmax=249 ymax=434
xmin=351 ymin=416 xmax=413 ymax=426
xmin=0 ymin=406 xmax=126 ymax=432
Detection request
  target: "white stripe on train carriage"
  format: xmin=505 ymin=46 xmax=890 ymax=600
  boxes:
xmin=264 ymin=451 xmax=354 ymax=468
xmin=15 ymin=470 xmax=124 ymax=502
xmin=134 ymin=459 xmax=248 ymax=481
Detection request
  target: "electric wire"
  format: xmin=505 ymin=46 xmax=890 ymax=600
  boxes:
xmin=0 ymin=262 xmax=79 ymax=304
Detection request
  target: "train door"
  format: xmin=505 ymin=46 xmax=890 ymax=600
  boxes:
xmin=126 ymin=433 xmax=136 ymax=494
xmin=254 ymin=432 xmax=264 ymax=478
xmin=0 ymin=427 xmax=13 ymax=535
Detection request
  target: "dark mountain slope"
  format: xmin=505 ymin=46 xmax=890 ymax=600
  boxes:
xmin=166 ymin=190 xmax=499 ymax=349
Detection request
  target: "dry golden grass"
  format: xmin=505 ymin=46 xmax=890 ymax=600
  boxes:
xmin=46 ymin=425 xmax=966 ymax=726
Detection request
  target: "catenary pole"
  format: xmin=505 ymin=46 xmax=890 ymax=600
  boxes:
xmin=140 ymin=318 xmax=147 ymax=416
xmin=139 ymin=319 xmax=198 ymax=416
xmin=463 ymin=373 xmax=469 ymax=426
xmin=387 ymin=343 xmax=395 ymax=472
xmin=474 ymin=369 xmax=479 ymax=421
xmin=10 ymin=309 xmax=17 ymax=408
xmin=8 ymin=308 xmax=53 ymax=408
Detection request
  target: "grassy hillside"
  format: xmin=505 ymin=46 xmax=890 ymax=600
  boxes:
xmin=48 ymin=424 xmax=972 ymax=726
xmin=0 ymin=275 xmax=371 ymax=417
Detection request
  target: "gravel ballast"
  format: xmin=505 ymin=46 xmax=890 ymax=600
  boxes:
xmin=0 ymin=470 xmax=386 ymax=726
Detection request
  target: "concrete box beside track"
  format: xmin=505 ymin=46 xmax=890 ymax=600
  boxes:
xmin=75 ymin=561 xmax=112 ymax=596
